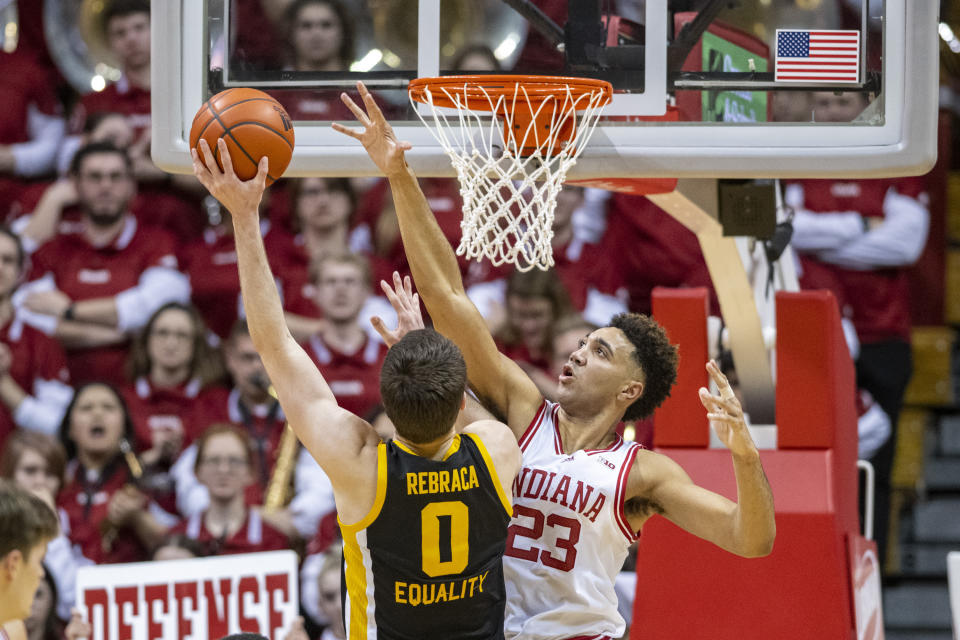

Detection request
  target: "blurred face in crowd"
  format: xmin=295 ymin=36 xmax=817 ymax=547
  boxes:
xmin=0 ymin=233 xmax=22 ymax=300
xmin=293 ymin=2 xmax=345 ymax=70
xmin=148 ymin=308 xmax=196 ymax=374
xmin=314 ymin=260 xmax=368 ymax=324
xmin=552 ymin=186 xmax=584 ymax=233
xmin=196 ymin=432 xmax=252 ymax=502
xmin=225 ymin=334 xmax=270 ymax=401
xmin=74 ymin=152 xmax=135 ymax=227
xmin=296 ymin=178 xmax=353 ymax=231
xmin=68 ymin=385 xmax=126 ymax=460
xmin=456 ymin=51 xmax=499 ymax=72
xmin=507 ymin=294 xmax=554 ymax=352
xmin=107 ymin=11 xmax=151 ymax=71
xmin=812 ymin=91 xmax=870 ymax=123
xmin=12 ymin=449 xmax=60 ymax=497
xmin=317 ymin=567 xmax=345 ymax=638
xmin=24 ymin=576 xmax=54 ymax=640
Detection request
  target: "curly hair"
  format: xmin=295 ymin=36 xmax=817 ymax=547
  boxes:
xmin=609 ymin=313 xmax=679 ymax=421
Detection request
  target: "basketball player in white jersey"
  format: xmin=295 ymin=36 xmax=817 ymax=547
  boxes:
xmin=335 ymin=83 xmax=776 ymax=639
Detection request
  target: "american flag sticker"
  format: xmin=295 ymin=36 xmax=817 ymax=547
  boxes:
xmin=775 ymin=29 xmax=860 ymax=83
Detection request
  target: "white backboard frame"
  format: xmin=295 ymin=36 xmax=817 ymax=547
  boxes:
xmin=152 ymin=0 xmax=938 ymax=180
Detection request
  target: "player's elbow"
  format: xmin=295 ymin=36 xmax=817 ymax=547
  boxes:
xmin=739 ymin=525 xmax=776 ymax=558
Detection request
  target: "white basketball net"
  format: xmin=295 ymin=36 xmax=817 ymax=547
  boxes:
xmin=410 ymin=81 xmax=610 ymax=271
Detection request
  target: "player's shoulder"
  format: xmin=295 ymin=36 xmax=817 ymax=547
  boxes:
xmin=463 ymin=420 xmax=521 ymax=468
xmin=625 ymin=447 xmax=689 ymax=498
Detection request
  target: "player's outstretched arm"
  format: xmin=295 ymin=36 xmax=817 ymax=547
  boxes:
xmin=332 ymin=82 xmax=542 ymax=435
xmin=632 ymin=361 xmax=776 ymax=558
xmin=191 ymin=139 xmax=379 ymax=488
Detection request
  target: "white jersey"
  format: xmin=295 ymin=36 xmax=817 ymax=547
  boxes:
xmin=504 ymin=401 xmax=641 ymax=640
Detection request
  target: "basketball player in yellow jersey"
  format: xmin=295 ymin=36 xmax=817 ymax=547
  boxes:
xmin=192 ymin=138 xmax=521 ymax=640
xmin=335 ymin=83 xmax=775 ymax=639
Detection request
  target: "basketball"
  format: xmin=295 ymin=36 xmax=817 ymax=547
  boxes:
xmin=189 ymin=88 xmax=295 ymax=186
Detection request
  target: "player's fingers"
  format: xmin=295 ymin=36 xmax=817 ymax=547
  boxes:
xmin=340 ymin=91 xmax=371 ymax=125
xmin=330 ymin=122 xmax=363 ymax=140
xmin=370 ymin=316 xmax=389 ymax=339
xmin=254 ymin=156 xmax=269 ymax=187
xmin=217 ymin=138 xmax=237 ymax=179
xmin=199 ymin=139 xmax=220 ymax=174
xmin=707 ymin=412 xmax=741 ymax=424
xmin=357 ymin=81 xmax=386 ymax=122
xmin=403 ymin=274 xmax=413 ymax=298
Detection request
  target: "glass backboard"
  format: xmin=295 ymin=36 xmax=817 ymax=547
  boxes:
xmin=151 ymin=0 xmax=938 ymax=180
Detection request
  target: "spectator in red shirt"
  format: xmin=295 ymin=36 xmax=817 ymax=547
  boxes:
xmin=0 ymin=51 xmax=65 ymax=220
xmin=493 ymin=269 xmax=574 ymax=398
xmin=124 ymin=302 xmax=225 ymax=458
xmin=168 ymin=424 xmax=289 ymax=556
xmin=56 ymin=382 xmax=170 ymax=565
xmin=786 ymin=91 xmax=930 ymax=570
xmin=301 ymin=253 xmax=388 ymax=421
xmin=15 ymin=143 xmax=191 ymax=387
xmin=69 ymin=1 xmax=205 ymax=244
xmin=122 ymin=302 xmax=225 ymax=512
xmin=171 ymin=320 xmax=335 ymax=541
xmin=0 ymin=228 xmax=72 ymax=451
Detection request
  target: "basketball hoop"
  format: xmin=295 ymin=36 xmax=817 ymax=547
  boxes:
xmin=409 ymin=75 xmax=613 ymax=271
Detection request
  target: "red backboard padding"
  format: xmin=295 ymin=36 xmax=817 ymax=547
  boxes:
xmin=651 ymin=287 xmax=710 ymax=447
xmin=776 ymin=291 xmax=860 ymax=534
xmin=633 ymin=449 xmax=856 ymax=639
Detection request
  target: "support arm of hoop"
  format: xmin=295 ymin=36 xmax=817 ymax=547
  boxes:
xmin=648 ymin=182 xmax=776 ymax=424
xmin=388 ymin=167 xmax=544 ymax=438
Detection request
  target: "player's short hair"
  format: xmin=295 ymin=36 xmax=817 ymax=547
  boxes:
xmin=379 ymin=329 xmax=466 ymax=443
xmin=69 ymin=141 xmax=133 ymax=176
xmin=609 ymin=313 xmax=679 ymax=421
xmin=0 ymin=480 xmax=59 ymax=560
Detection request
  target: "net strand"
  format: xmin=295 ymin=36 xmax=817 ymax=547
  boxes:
xmin=411 ymin=81 xmax=609 ymax=271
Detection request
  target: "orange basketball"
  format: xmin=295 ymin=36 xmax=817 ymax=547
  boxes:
xmin=190 ymin=88 xmax=295 ymax=187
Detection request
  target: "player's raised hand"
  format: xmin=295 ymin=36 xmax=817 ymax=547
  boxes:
xmin=332 ymin=81 xmax=412 ymax=178
xmin=191 ymin=138 xmax=268 ymax=220
xmin=372 ymin=271 xmax=424 ymax=347
xmin=698 ymin=360 xmax=758 ymax=458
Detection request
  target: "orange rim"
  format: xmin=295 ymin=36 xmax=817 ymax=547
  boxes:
xmin=409 ymin=75 xmax=613 ymax=110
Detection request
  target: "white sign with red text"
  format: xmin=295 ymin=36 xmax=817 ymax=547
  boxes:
xmin=76 ymin=551 xmax=299 ymax=640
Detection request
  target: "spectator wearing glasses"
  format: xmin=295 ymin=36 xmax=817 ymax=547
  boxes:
xmin=168 ymin=424 xmax=289 ymax=556
xmin=14 ymin=143 xmax=190 ymax=387
xmin=122 ymin=303 xmax=225 ymax=512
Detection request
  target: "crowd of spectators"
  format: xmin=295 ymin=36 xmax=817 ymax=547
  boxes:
xmin=0 ymin=0 xmax=932 ymax=638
